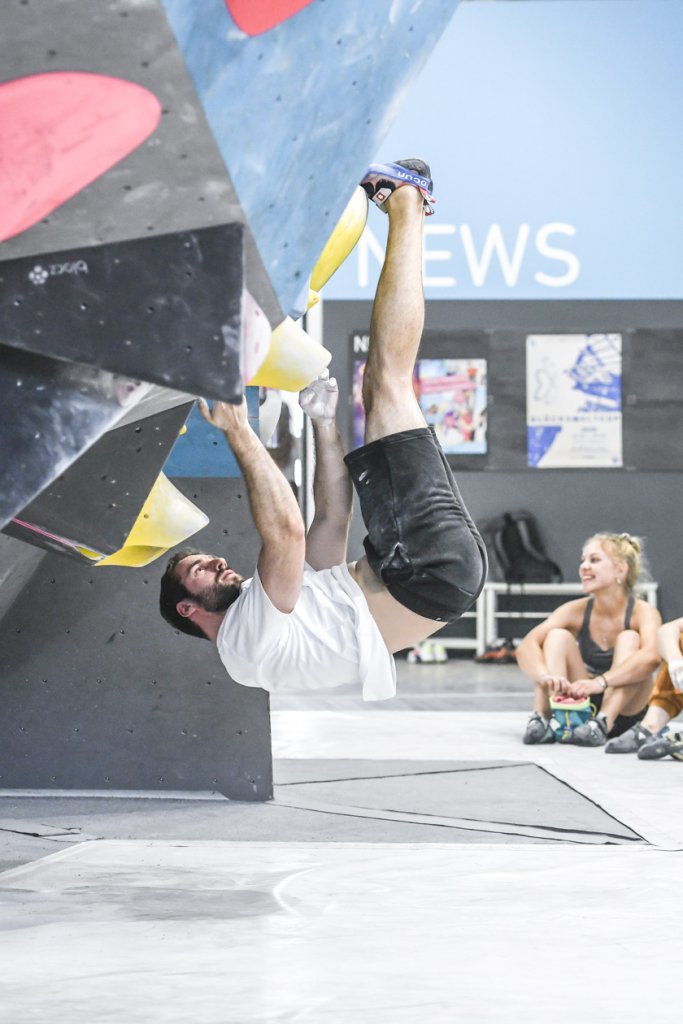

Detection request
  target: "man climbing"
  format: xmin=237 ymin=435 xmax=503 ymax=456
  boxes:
xmin=159 ymin=161 xmax=487 ymax=700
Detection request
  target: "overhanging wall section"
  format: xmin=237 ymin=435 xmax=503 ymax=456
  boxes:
xmin=0 ymin=477 xmax=271 ymax=800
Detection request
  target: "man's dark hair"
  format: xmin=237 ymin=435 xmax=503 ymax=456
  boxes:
xmin=159 ymin=548 xmax=209 ymax=640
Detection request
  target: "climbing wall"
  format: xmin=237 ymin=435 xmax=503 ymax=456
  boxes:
xmin=0 ymin=0 xmax=282 ymax=539
xmin=0 ymin=0 xmax=460 ymax=796
xmin=162 ymin=0 xmax=459 ymax=316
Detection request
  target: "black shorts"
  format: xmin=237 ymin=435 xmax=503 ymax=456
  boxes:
xmin=344 ymin=426 xmax=487 ymax=622
xmin=591 ymin=693 xmax=648 ymax=739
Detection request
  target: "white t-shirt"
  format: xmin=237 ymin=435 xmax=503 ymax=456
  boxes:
xmin=216 ymin=562 xmax=396 ymax=701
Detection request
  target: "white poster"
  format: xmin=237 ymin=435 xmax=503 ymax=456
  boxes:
xmin=526 ymin=334 xmax=622 ymax=468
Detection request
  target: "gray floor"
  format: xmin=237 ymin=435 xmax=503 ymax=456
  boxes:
xmin=2 ymin=657 xmax=682 ymax=1023
xmin=0 ymin=657 xmax=646 ymax=870
xmin=270 ymin=655 xmax=527 ymax=710
xmin=0 ymin=659 xmax=542 ymax=874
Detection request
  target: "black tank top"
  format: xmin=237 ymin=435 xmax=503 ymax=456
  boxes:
xmin=577 ymin=595 xmax=634 ymax=674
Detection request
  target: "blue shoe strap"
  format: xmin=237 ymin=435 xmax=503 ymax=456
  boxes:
xmin=365 ymin=162 xmax=433 ymax=194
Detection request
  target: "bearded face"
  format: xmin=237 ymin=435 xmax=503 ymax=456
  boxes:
xmin=174 ymin=554 xmax=245 ymax=616
xmin=193 ymin=574 xmax=243 ymax=613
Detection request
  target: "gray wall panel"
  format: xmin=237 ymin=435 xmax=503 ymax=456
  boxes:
xmin=0 ymin=535 xmax=46 ymax=627
xmin=0 ymin=477 xmax=272 ymax=800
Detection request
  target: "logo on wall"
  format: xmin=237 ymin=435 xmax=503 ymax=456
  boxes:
xmin=28 ymin=260 xmax=89 ymax=285
xmin=28 ymin=265 xmax=49 ymax=285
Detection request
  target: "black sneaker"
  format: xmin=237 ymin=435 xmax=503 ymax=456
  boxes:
xmin=637 ymin=727 xmax=683 ymax=761
xmin=360 ymin=159 xmax=435 ymax=215
xmin=523 ymin=712 xmax=556 ymax=745
xmin=604 ymin=723 xmax=653 ymax=754
xmin=571 ymin=712 xmax=608 ymax=747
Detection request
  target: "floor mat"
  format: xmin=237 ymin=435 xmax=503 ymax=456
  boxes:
xmin=274 ymin=759 xmax=644 ymax=845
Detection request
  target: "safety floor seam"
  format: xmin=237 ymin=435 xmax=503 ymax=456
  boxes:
xmin=276 ymin=762 xmax=529 ymax=786
xmin=272 ymin=796 xmax=646 ymax=846
xmin=532 ymin=762 xmax=647 ymax=841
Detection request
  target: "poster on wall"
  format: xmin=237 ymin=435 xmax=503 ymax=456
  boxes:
xmin=352 ymin=357 xmax=487 ymax=454
xmin=526 ymin=334 xmax=622 ymax=468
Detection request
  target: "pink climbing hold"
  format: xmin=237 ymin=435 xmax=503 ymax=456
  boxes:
xmin=0 ymin=71 xmax=162 ymax=243
xmin=225 ymin=0 xmax=314 ymax=36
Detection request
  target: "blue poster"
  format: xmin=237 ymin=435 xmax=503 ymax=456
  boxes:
xmin=526 ymin=334 xmax=622 ymax=468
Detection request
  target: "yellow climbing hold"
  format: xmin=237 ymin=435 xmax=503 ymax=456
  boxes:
xmin=247 ymin=316 xmax=331 ymax=391
xmin=310 ymin=185 xmax=368 ymax=292
xmin=96 ymin=473 xmax=208 ymax=567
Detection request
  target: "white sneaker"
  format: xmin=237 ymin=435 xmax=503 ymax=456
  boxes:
xmin=432 ymin=643 xmax=448 ymax=663
xmin=407 ymin=642 xmax=436 ymax=664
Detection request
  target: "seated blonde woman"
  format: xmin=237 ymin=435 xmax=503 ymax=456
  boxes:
xmin=607 ymin=616 xmax=683 ymax=758
xmin=516 ymin=533 xmax=661 ymax=748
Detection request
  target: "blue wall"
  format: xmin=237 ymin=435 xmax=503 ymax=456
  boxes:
xmin=162 ymin=0 xmax=461 ymax=316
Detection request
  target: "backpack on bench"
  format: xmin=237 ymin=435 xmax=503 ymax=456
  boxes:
xmin=483 ymin=510 xmax=563 ymax=585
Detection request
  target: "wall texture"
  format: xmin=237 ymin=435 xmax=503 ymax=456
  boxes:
xmin=0 ymin=476 xmax=272 ymax=800
xmin=324 ymin=299 xmax=683 ymax=624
